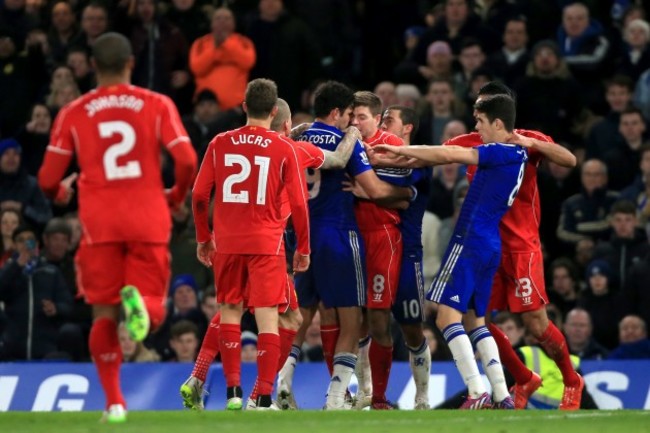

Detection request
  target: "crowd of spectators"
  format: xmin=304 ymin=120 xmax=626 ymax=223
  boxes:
xmin=2 ymin=0 xmax=650 ymax=364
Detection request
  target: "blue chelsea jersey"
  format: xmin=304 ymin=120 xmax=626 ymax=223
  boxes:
xmin=298 ymin=121 xmax=372 ymax=229
xmin=453 ymin=143 xmax=528 ymax=251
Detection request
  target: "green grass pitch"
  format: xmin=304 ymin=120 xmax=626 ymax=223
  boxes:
xmin=1 ymin=410 xmax=649 ymax=433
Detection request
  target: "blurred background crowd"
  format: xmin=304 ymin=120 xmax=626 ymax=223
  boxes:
xmin=1 ymin=0 xmax=650 ymax=365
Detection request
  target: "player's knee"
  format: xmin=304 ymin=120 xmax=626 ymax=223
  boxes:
xmin=522 ymin=310 xmax=548 ymax=338
xmin=279 ymin=309 xmax=303 ymax=331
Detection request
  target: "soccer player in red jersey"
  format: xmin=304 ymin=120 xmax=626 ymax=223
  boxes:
xmin=38 ymin=33 xmax=197 ymax=423
xmin=180 ymin=98 xmax=361 ymax=410
xmin=350 ymin=91 xmax=409 ymax=410
xmin=444 ymin=82 xmax=584 ymax=410
xmin=192 ymin=79 xmax=311 ymax=410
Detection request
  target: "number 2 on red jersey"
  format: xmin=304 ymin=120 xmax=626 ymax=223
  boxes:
xmin=99 ymin=120 xmax=142 ymax=181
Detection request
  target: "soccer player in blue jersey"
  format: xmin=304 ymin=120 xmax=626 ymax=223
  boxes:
xmin=380 ymin=106 xmax=432 ymax=409
xmin=285 ymin=81 xmax=412 ymax=410
xmin=374 ymin=94 xmax=526 ymax=409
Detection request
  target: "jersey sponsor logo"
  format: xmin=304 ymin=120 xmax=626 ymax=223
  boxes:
xmin=300 ymin=134 xmax=337 ymax=145
xmin=230 ymin=134 xmax=271 ymax=147
xmin=84 ymin=95 xmax=144 ymax=117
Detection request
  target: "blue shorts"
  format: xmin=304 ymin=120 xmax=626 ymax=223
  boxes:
xmin=392 ymin=249 xmax=425 ymax=324
xmin=426 ymin=242 xmax=500 ymax=317
xmin=295 ymin=226 xmax=366 ymax=309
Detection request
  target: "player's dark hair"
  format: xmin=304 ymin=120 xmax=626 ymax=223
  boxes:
xmin=477 ymin=81 xmax=516 ymax=100
xmin=386 ymin=105 xmax=420 ymax=137
xmin=92 ymin=32 xmax=132 ymax=75
xmin=170 ymin=320 xmax=199 ymax=340
xmin=245 ymin=78 xmax=278 ymax=119
xmin=270 ymin=98 xmax=291 ymax=132
xmin=610 ymin=200 xmax=637 ymax=216
xmin=473 ymin=94 xmax=516 ymax=132
xmin=313 ymin=81 xmax=354 ymax=118
xmin=353 ymin=90 xmax=383 ymax=116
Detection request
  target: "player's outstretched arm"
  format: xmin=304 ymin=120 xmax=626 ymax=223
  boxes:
xmin=353 ymin=169 xmax=413 ymax=205
xmin=320 ymin=126 xmax=362 ymax=169
xmin=374 ymin=144 xmax=479 ymax=166
xmin=364 ymin=144 xmax=429 ymax=168
xmin=510 ymin=133 xmax=577 ymax=168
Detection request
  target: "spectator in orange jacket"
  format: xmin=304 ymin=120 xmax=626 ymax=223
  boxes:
xmin=189 ymin=7 xmax=256 ymax=111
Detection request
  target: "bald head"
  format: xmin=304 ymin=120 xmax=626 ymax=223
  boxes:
xmin=92 ymin=32 xmax=132 ymax=75
xmin=270 ymin=98 xmax=291 ymax=133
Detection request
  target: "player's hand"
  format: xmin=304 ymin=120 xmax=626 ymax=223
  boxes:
xmin=292 ymin=252 xmax=310 ymax=274
xmin=289 ymin=122 xmax=312 ymax=139
xmin=342 ymin=176 xmax=369 ymax=199
xmin=197 ymin=239 xmax=216 ymax=267
xmin=54 ymin=172 xmax=78 ymax=206
xmin=42 ymin=299 xmax=57 ymax=317
xmin=343 ymin=125 xmax=361 ymax=139
xmin=508 ymin=132 xmax=534 ymax=148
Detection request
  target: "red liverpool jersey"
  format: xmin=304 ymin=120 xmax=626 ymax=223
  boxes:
xmin=280 ymin=139 xmax=324 ymax=218
xmin=444 ymin=129 xmax=551 ymax=252
xmin=354 ymin=129 xmax=404 ymax=230
xmin=192 ymin=125 xmax=310 ymax=255
xmin=39 ymin=84 xmax=196 ymax=244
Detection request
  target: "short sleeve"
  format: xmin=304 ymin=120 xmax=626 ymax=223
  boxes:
xmin=347 ymin=139 xmax=372 ymax=176
xmin=478 ymin=143 xmax=527 ymax=168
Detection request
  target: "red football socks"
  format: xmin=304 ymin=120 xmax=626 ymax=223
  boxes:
xmin=256 ymin=333 xmax=281 ymax=396
xmin=250 ymin=327 xmax=296 ymax=401
xmin=192 ymin=311 xmax=221 ymax=382
xmin=89 ymin=317 xmax=125 ymax=408
xmin=278 ymin=327 xmax=298 ymax=373
xmin=369 ymin=340 xmax=393 ymax=402
xmin=488 ymin=322 xmax=533 ymax=384
xmin=320 ymin=325 xmax=340 ymax=376
xmin=538 ymin=322 xmax=580 ymax=386
xmin=219 ymin=323 xmax=241 ymax=387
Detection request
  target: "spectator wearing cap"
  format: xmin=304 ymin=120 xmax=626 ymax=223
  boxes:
xmin=0 ymin=225 xmax=78 ymax=360
xmin=0 ymin=138 xmax=52 ymax=229
xmin=395 ymin=40 xmax=453 ymax=93
xmin=486 ymin=17 xmax=530 ymax=86
xmin=608 ymin=315 xmax=650 ymax=359
xmin=593 ymin=200 xmax=650 ymax=289
xmin=578 ymin=260 xmax=623 ymax=349
xmin=190 ymin=7 xmax=256 ymax=111
xmin=514 ymin=39 xmax=584 ymax=143
xmin=241 ymin=330 xmax=258 ymax=363
xmin=152 ymin=274 xmax=208 ymax=360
